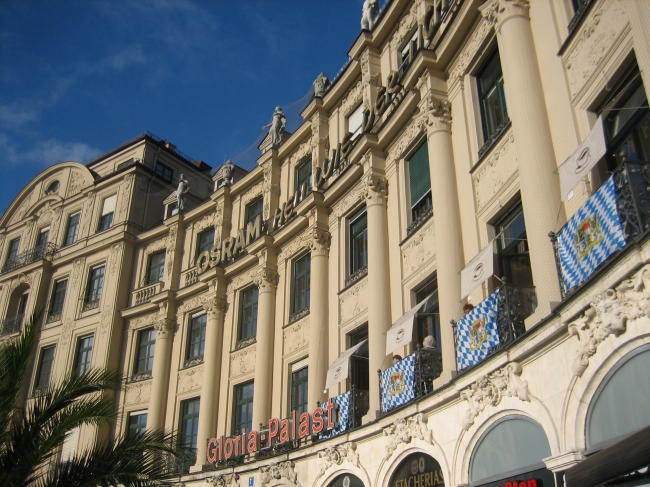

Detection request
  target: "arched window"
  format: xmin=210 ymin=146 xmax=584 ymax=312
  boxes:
xmin=328 ymin=473 xmax=364 ymax=487
xmin=587 ymin=347 xmax=650 ymax=449
xmin=389 ymin=453 xmax=445 ymax=487
xmin=470 ymin=416 xmax=551 ymax=485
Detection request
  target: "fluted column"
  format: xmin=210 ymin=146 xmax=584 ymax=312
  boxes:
xmin=251 ymin=266 xmax=278 ymax=428
xmin=421 ymin=94 xmax=464 ymax=382
xmin=146 ymin=305 xmax=175 ymax=431
xmin=193 ymin=286 xmax=226 ymax=469
xmin=481 ymin=0 xmax=563 ymax=312
xmin=363 ymin=170 xmax=392 ymax=420
xmin=306 ymin=227 xmax=330 ymax=411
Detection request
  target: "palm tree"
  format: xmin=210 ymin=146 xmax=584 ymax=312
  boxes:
xmin=0 ymin=310 xmax=187 ymax=487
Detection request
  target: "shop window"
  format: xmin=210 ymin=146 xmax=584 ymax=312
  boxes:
xmin=349 ymin=207 xmax=368 ymax=279
xmin=470 ymin=416 xmax=552 ymax=484
xmin=348 ymin=104 xmax=364 ymax=141
xmin=291 ymin=253 xmax=311 ymax=317
xmin=34 ymin=345 xmax=56 ymax=391
xmin=74 ymin=335 xmax=94 ymax=376
xmin=36 ymin=227 xmax=49 ymax=248
xmin=128 ymin=412 xmax=148 ymax=438
xmin=233 ymin=381 xmax=254 ymax=435
xmin=478 ymin=49 xmax=509 ymax=148
xmin=64 ymin=213 xmax=81 ymax=247
xmin=186 ymin=313 xmax=207 ymax=364
xmin=238 ymin=286 xmax=259 ymax=345
xmin=296 ymin=158 xmax=312 ymax=194
xmin=135 ymin=328 xmax=156 ymax=375
xmin=98 ymin=195 xmax=116 ymax=232
xmin=155 ymin=162 xmax=173 ymax=183
xmin=495 ymin=204 xmax=533 ymax=287
xmin=5 ymin=238 xmax=20 ymax=264
xmin=290 ymin=366 xmax=309 ymax=415
xmin=48 ymin=278 xmax=68 ymax=321
xmin=587 ymin=347 xmax=650 ymax=448
xmin=414 ymin=276 xmax=440 ymax=350
xmin=407 ymin=141 xmax=432 ymax=231
xmin=84 ymin=265 xmax=105 ymax=308
xmin=246 ymin=197 xmax=263 ymax=227
xmin=146 ymin=251 xmax=165 ymax=286
xmin=348 ymin=325 xmax=369 ymax=392
xmin=196 ymin=228 xmax=215 ymax=257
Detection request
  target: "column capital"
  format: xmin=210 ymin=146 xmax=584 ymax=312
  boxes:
xmin=153 ymin=317 xmax=175 ymax=338
xmin=305 ymin=227 xmax=331 ymax=257
xmin=479 ymin=0 xmax=530 ymax=33
xmin=253 ymin=267 xmax=279 ymax=293
xmin=419 ymin=93 xmax=452 ymax=134
xmin=201 ymin=295 xmax=227 ymax=317
xmin=362 ymin=172 xmax=389 ymax=207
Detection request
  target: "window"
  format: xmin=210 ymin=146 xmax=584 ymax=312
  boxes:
xmin=117 ymin=159 xmax=135 ymax=170
xmin=64 ymin=213 xmax=81 ymax=246
xmin=146 ymin=251 xmax=165 ymax=286
xmin=128 ymin=412 xmax=148 ymax=438
xmin=98 ymin=195 xmax=116 ymax=232
xmin=347 ymin=104 xmax=364 ymax=141
xmin=233 ymin=381 xmax=254 ymax=435
xmin=6 ymin=238 xmax=20 ymax=264
xmin=238 ymin=287 xmax=259 ymax=343
xmin=36 ymin=227 xmax=49 ymax=248
xmin=196 ymin=228 xmax=215 ymax=257
xmin=399 ymin=30 xmax=419 ymax=72
xmin=74 ymin=335 xmax=94 ymax=376
xmin=296 ymin=158 xmax=312 ymax=194
xmin=407 ymin=141 xmax=432 ymax=225
xmin=245 ymin=197 xmax=263 ymax=227
xmin=155 ymin=162 xmax=173 ymax=183
xmin=85 ymin=265 xmax=105 ymax=305
xmin=495 ymin=204 xmax=533 ymax=287
xmin=135 ymin=328 xmax=156 ymax=375
xmin=34 ymin=345 xmax=55 ymax=390
xmin=17 ymin=293 xmax=29 ymax=316
xmin=571 ymin=0 xmax=590 ymax=14
xmin=48 ymin=279 xmax=68 ymax=319
xmin=348 ymin=325 xmax=369 ymax=391
xmin=179 ymin=398 xmax=200 ymax=471
xmin=290 ymin=366 xmax=308 ymax=415
xmin=415 ymin=277 xmax=440 ymax=350
xmin=349 ymin=207 xmax=368 ymax=277
xmin=291 ymin=253 xmax=311 ymax=316
xmin=186 ymin=313 xmax=207 ymax=364
xmin=478 ymin=49 xmax=508 ymax=144
xmin=166 ymin=201 xmax=179 ymax=218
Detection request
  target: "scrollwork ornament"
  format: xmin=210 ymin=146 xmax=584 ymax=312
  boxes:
xmin=479 ymin=0 xmax=530 ymax=34
xmin=382 ymin=413 xmax=432 ymax=460
xmin=154 ymin=317 xmax=175 ymax=338
xmin=316 ymin=442 xmax=359 ymax=480
xmin=361 ymin=172 xmax=388 ymax=206
xmin=260 ymin=461 xmax=300 ymax=487
xmin=253 ymin=267 xmax=279 ymax=293
xmin=420 ymin=94 xmax=451 ymax=133
xmin=207 ymin=473 xmax=239 ymax=487
xmin=306 ymin=228 xmax=330 ymax=257
xmin=201 ymin=295 xmax=227 ymax=317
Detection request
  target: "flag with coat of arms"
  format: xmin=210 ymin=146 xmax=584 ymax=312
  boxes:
xmin=381 ymin=353 xmax=416 ymax=411
xmin=456 ymin=290 xmax=500 ymax=371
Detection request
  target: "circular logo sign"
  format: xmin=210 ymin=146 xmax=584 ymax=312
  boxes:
xmin=575 ymin=147 xmax=592 ymax=172
xmin=419 ymin=457 xmax=425 ymax=473
xmin=472 ymin=262 xmax=484 ymax=281
xmin=334 ymin=366 xmax=341 ymax=378
xmin=411 ymin=460 xmax=419 ymax=475
xmin=343 ymin=476 xmax=350 ymax=487
xmin=396 ymin=328 xmax=405 ymax=342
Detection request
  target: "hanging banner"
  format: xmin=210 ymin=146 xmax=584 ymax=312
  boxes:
xmin=456 ymin=290 xmax=500 ymax=371
xmin=559 ymin=116 xmax=607 ymax=201
xmin=557 ymin=176 xmax=626 ymax=291
xmin=381 ymin=353 xmax=416 ymax=411
xmin=386 ymin=299 xmax=429 ymax=355
xmin=319 ymin=391 xmax=350 ymax=439
xmin=460 ymin=241 xmax=494 ymax=298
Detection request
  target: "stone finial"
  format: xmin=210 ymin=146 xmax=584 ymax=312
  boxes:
xmin=313 ymin=73 xmax=330 ymax=98
xmin=221 ymin=159 xmax=235 ymax=187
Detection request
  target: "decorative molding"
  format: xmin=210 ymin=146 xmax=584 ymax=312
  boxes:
xmin=389 ymin=0 xmax=420 ymax=52
xmin=99 ymin=305 xmax=113 ymax=335
xmin=401 ymin=217 xmax=435 ymax=277
xmin=473 ymin=130 xmax=516 ymax=211
xmin=260 ymin=461 xmax=300 ymax=487
xmin=177 ymin=295 xmax=205 ymax=315
xmin=201 ymin=295 xmax=227 ymax=317
xmin=386 ymin=116 xmax=426 ymax=170
xmin=382 ymin=413 xmax=432 ymax=460
xmin=460 ymin=362 xmax=529 ymax=431
xmin=479 ymin=0 xmax=530 ymax=34
xmin=66 ymin=171 xmax=86 ymax=198
xmin=310 ymin=115 xmax=329 ymax=151
xmin=305 ymin=228 xmax=331 ymax=257
xmin=61 ymin=318 xmax=75 ymax=346
xmin=277 ymin=230 xmax=309 ymax=262
xmin=448 ymin=18 xmax=493 ymax=85
xmin=242 ymin=181 xmax=264 ymax=206
xmin=419 ymin=93 xmax=452 ymax=133
xmin=178 ymin=364 xmax=203 ymax=394
xmin=253 ymin=267 xmax=279 ymax=293
xmin=127 ymin=313 xmax=157 ymax=333
xmin=207 ymin=473 xmax=240 ymax=487
xmin=284 ymin=317 xmax=309 ymax=355
xmin=153 ymin=313 xmax=175 ymax=338
xmin=289 ymin=139 xmax=313 ymax=167
xmin=341 ymin=80 xmax=364 ymax=116
xmin=361 ymin=173 xmax=388 ymax=206
xmin=330 ymin=181 xmax=365 ymax=222
xmin=166 ymin=223 xmax=178 ymax=277
xmin=567 ymin=264 xmax=650 ymax=377
xmin=78 ymin=191 xmax=95 ymax=238
xmin=10 ymin=189 xmax=34 ymax=225
xmin=226 ymin=270 xmax=256 ymax=295
xmin=316 ymin=442 xmax=359 ymax=480
xmin=109 ymin=242 xmax=124 ymax=275
xmin=144 ymin=237 xmax=167 ymax=255
xmin=116 ymin=174 xmax=134 ymax=222
xmin=125 ymin=379 xmax=152 ymax=405
xmin=340 ymin=277 xmax=368 ymax=323
xmin=230 ymin=345 xmax=256 ymax=378
xmin=70 ymin=257 xmax=86 ymax=290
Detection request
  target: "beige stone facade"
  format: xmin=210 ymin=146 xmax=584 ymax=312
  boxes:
xmin=2 ymin=1 xmax=650 ymax=486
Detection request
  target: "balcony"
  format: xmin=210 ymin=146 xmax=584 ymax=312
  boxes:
xmin=344 ymin=266 xmax=367 ymax=289
xmin=406 ymin=206 xmax=433 ymax=236
xmin=182 ymin=267 xmax=198 ymax=287
xmin=82 ymin=299 xmax=100 ymax=313
xmin=1 ymin=243 xmax=58 ymax=275
xmin=0 ymin=313 xmax=24 ymax=336
xmin=158 ymin=447 xmax=196 ymax=476
xmin=45 ymin=311 xmax=62 ymax=324
xmin=132 ymin=281 xmax=163 ymax=306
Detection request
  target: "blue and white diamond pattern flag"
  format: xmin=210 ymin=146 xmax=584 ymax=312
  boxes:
xmin=456 ymin=290 xmax=500 ymax=371
xmin=381 ymin=353 xmax=416 ymax=412
xmin=557 ymin=176 xmax=626 ymax=291
xmin=320 ymin=391 xmax=350 ymax=439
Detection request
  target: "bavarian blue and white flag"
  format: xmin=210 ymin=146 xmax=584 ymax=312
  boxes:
xmin=320 ymin=391 xmax=350 ymax=439
xmin=456 ymin=290 xmax=500 ymax=371
xmin=381 ymin=353 xmax=416 ymax=412
xmin=557 ymin=176 xmax=625 ymax=292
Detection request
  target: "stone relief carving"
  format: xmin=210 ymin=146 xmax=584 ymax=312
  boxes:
xmin=177 ymin=295 xmax=206 ymax=316
xmin=67 ymin=171 xmax=86 ymax=197
xmin=201 ymin=294 xmax=227 ymax=317
xmin=361 ymin=173 xmax=388 ymax=206
xmin=10 ymin=190 xmax=34 ymax=225
xmin=305 ymin=228 xmax=331 ymax=257
xmin=22 ymin=221 xmax=34 ymax=247
xmin=460 ymin=362 xmax=529 ymax=431
xmin=284 ymin=318 xmax=309 ymax=355
xmin=61 ymin=318 xmax=75 ymax=346
xmin=277 ymin=230 xmax=308 ymax=262
xmin=289 ymin=139 xmax=313 ymax=170
xmin=330 ymin=181 xmax=365 ymax=223
xmin=310 ymin=115 xmax=329 ymax=154
xmin=116 ymin=174 xmax=134 ymax=222
xmin=178 ymin=364 xmax=203 ymax=393
xmin=383 ymin=413 xmax=432 ymax=460
xmin=448 ymin=18 xmax=492 ymax=85
xmin=473 ymin=131 xmax=516 ymax=211
xmin=166 ymin=224 xmax=178 ymax=278
xmin=401 ymin=217 xmax=435 ymax=276
xmin=567 ymin=263 xmax=650 ymax=377
xmin=230 ymin=345 xmax=256 ymax=378
xmin=419 ymin=94 xmax=452 ymax=133
xmin=341 ymin=80 xmax=364 ymax=117
xmin=127 ymin=313 xmax=157 ymax=334
xmin=100 ymin=305 xmax=113 ymax=335
xmin=340 ymin=278 xmax=368 ymax=323
xmin=261 ymin=162 xmax=280 ymax=220
xmin=125 ymin=379 xmax=152 ymax=405
xmin=207 ymin=473 xmax=239 ymax=487
xmin=70 ymin=257 xmax=86 ymax=290
xmin=226 ymin=270 xmax=256 ymax=295
xmin=386 ymin=117 xmax=425 ymax=170
xmin=253 ymin=267 xmax=279 ymax=293
xmin=109 ymin=242 xmax=124 ymax=275
xmin=78 ymin=192 xmax=96 ymax=238
xmin=260 ymin=461 xmax=300 ymax=487
xmin=389 ymin=0 xmax=421 ymax=53
xmin=316 ymin=442 xmax=360 ymax=480
xmin=242 ymin=181 xmax=265 ymax=207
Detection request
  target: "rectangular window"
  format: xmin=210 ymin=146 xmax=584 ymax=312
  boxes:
xmin=146 ymin=251 xmax=165 ymax=285
xmin=296 ymin=158 xmax=312 ymax=194
xmin=74 ymin=335 xmax=94 ymax=376
xmin=186 ymin=313 xmax=207 ymax=363
xmin=155 ymin=162 xmax=173 ymax=183
xmin=571 ymin=0 xmax=590 ymax=14
xmin=399 ymin=30 xmax=419 ymax=72
xmin=117 ymin=159 xmax=135 ymax=170
xmin=478 ymin=49 xmax=508 ymax=144
xmin=245 ymin=197 xmax=263 ymax=227
xmin=135 ymin=328 xmax=156 ymax=375
xmin=36 ymin=227 xmax=50 ymax=248
xmin=408 ymin=141 xmax=432 ymax=225
xmin=233 ymin=381 xmax=254 ymax=435
xmin=495 ymin=204 xmax=533 ymax=287
xmin=128 ymin=412 xmax=148 ymax=438
xmin=17 ymin=293 xmax=28 ymax=316
xmin=290 ymin=366 xmax=309 ymax=415
xmin=6 ymin=238 xmax=20 ymax=263
xmin=85 ymin=265 xmax=105 ymax=305
xmin=238 ymin=287 xmax=259 ymax=342
xmin=415 ymin=277 xmax=440 ymax=350
xmin=34 ymin=345 xmax=55 ymax=390
xmin=347 ymin=104 xmax=364 ymax=141
xmin=291 ymin=253 xmax=311 ymax=316
xmin=179 ymin=398 xmax=200 ymax=471
xmin=348 ymin=326 xmax=369 ymax=391
xmin=349 ymin=207 xmax=368 ymax=276
xmin=64 ymin=213 xmax=81 ymax=246
xmin=48 ymin=278 xmax=68 ymax=318
xmin=196 ymin=228 xmax=215 ymax=257
xmin=98 ymin=195 xmax=116 ymax=232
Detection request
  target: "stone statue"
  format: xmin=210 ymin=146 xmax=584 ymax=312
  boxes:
xmin=176 ymin=173 xmax=190 ymax=211
xmin=222 ymin=159 xmax=235 ymax=187
xmin=361 ymin=0 xmax=379 ymax=30
xmin=262 ymin=106 xmax=287 ymax=148
xmin=313 ymin=73 xmax=330 ymax=98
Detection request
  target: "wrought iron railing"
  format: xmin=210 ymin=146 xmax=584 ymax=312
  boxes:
xmin=406 ymin=206 xmax=433 ymax=236
xmin=1 ymin=243 xmax=58 ymax=274
xmin=235 ymin=336 xmax=256 ymax=351
xmin=183 ymin=356 xmax=204 ymax=369
xmin=348 ymin=386 xmax=369 ymax=429
xmin=82 ymin=299 xmax=100 ymax=312
xmin=344 ymin=266 xmax=368 ymax=289
xmin=46 ymin=311 xmax=62 ymax=324
xmin=477 ymin=119 xmax=511 ymax=160
xmin=288 ymin=307 xmax=309 ymax=325
xmin=158 ymin=447 xmax=197 ymax=476
xmin=1 ymin=313 xmax=24 ymax=336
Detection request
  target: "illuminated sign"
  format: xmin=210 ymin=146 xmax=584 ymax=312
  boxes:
xmin=390 ymin=453 xmax=445 ymax=487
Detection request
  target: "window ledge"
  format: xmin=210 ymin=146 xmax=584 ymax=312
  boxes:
xmin=183 ymin=356 xmax=204 ymax=369
xmin=234 ymin=336 xmax=256 ymax=351
xmin=559 ymin=0 xmax=598 ymax=55
xmin=288 ymin=307 xmax=310 ymax=325
xmin=45 ymin=312 xmax=62 ymax=324
xmin=402 ymin=208 xmax=433 ymax=245
xmin=341 ymin=266 xmax=368 ymax=293
xmin=129 ymin=372 xmax=152 ymax=383
xmin=475 ymin=119 xmax=511 ymax=164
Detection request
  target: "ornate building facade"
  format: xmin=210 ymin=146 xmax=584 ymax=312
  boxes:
xmin=2 ymin=1 xmax=650 ymax=486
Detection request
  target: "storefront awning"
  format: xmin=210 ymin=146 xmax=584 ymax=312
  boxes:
xmin=385 ymin=293 xmax=435 ymax=355
xmin=325 ymin=339 xmax=368 ymax=389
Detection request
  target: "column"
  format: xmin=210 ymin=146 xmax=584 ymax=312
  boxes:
xmin=306 ymin=227 xmax=330 ymax=411
xmin=193 ymin=283 xmax=226 ymax=469
xmin=146 ymin=305 xmax=175 ymax=431
xmin=251 ymin=266 xmax=278 ymax=429
xmin=480 ymin=0 xmax=563 ymax=311
xmin=363 ymin=170 xmax=392 ymax=420
xmin=422 ymin=94 xmax=465 ymax=382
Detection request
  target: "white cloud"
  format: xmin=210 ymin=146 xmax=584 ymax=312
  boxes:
xmin=0 ymin=134 xmax=102 ymax=166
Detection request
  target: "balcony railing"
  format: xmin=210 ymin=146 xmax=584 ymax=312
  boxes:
xmin=158 ymin=447 xmax=197 ymax=476
xmin=406 ymin=206 xmax=433 ymax=236
xmin=348 ymin=385 xmax=369 ymax=429
xmin=46 ymin=311 xmax=62 ymax=324
xmin=82 ymin=299 xmax=100 ymax=313
xmin=182 ymin=267 xmax=199 ymax=287
xmin=344 ymin=266 xmax=368 ymax=289
xmin=132 ymin=281 xmax=163 ymax=306
xmin=1 ymin=243 xmax=58 ymax=274
xmin=1 ymin=313 xmax=24 ymax=336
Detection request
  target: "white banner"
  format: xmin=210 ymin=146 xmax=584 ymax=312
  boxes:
xmin=461 ymin=241 xmax=494 ymax=298
xmin=385 ymin=299 xmax=429 ymax=355
xmin=559 ymin=116 xmax=607 ymax=201
xmin=325 ymin=339 xmax=367 ymax=389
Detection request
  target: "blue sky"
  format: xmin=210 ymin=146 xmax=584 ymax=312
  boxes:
xmin=0 ymin=0 xmax=379 ymax=215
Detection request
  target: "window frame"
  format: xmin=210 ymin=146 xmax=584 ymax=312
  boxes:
xmin=74 ymin=334 xmax=94 ymax=376
xmin=347 ymin=104 xmax=364 ymax=141
xmin=245 ymin=197 xmax=264 ymax=227
xmin=233 ymin=381 xmax=254 ymax=435
xmin=494 ymin=203 xmax=533 ymax=288
xmin=155 ymin=162 xmax=174 ymax=183
xmin=134 ymin=328 xmax=156 ymax=376
xmin=348 ymin=206 xmax=368 ymax=278
xmin=64 ymin=212 xmax=81 ymax=247
xmin=290 ymin=365 xmax=309 ymax=416
xmin=477 ymin=48 xmax=509 ymax=145
xmin=36 ymin=227 xmax=50 ymax=248
xmin=291 ymin=252 xmax=311 ymax=317
xmin=185 ymin=313 xmax=207 ymax=364
xmin=127 ymin=411 xmax=148 ymax=439
xmin=179 ymin=398 xmax=201 ymax=451
xmin=145 ymin=250 xmax=166 ymax=286
xmin=196 ymin=228 xmax=215 ymax=258
xmin=6 ymin=237 xmax=20 ymax=263
xmin=406 ymin=140 xmax=433 ymax=226
xmin=237 ymin=286 xmax=259 ymax=344
xmin=34 ymin=345 xmax=56 ymax=391
xmin=48 ymin=278 xmax=68 ymax=318
xmin=97 ymin=194 xmax=117 ymax=232
xmin=414 ymin=276 xmax=441 ymax=350
xmin=295 ymin=158 xmax=312 ymax=195
xmin=84 ymin=265 xmax=105 ymax=305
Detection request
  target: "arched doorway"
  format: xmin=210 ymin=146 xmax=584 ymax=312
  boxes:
xmin=389 ymin=452 xmax=445 ymax=487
